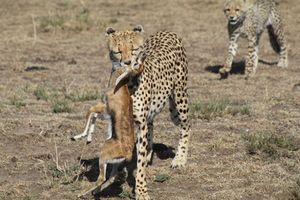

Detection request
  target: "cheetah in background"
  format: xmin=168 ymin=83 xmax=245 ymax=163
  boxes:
xmin=219 ymin=0 xmax=288 ymax=79
xmin=105 ymin=26 xmax=191 ymax=200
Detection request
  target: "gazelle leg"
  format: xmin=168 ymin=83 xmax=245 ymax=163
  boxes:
xmin=72 ymin=103 xmax=106 ymax=142
xmin=82 ymin=139 xmax=128 ymax=196
xmin=72 ymin=113 xmax=93 ymax=140
xmin=87 ymin=113 xmax=98 ymax=143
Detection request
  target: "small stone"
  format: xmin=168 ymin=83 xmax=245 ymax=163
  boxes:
xmin=11 ymin=156 xmax=18 ymax=163
xmin=68 ymin=58 xmax=77 ymax=65
xmin=292 ymin=83 xmax=300 ymax=92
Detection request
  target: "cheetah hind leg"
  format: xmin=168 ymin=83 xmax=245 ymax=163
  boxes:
xmin=146 ymin=121 xmax=154 ymax=165
xmin=169 ymin=93 xmax=190 ymax=168
xmin=267 ymin=13 xmax=288 ymax=68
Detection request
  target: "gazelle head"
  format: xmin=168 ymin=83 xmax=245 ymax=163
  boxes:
xmin=114 ymin=50 xmax=146 ymax=93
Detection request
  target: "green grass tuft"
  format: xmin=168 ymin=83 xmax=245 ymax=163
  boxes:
xmin=243 ymin=132 xmax=300 ymax=159
xmin=65 ymin=89 xmax=100 ymax=102
xmin=39 ymin=14 xmax=66 ymax=32
xmin=48 ymin=163 xmax=83 ymax=185
xmin=10 ymin=96 xmax=26 ymax=108
xmin=34 ymin=85 xmax=49 ymax=100
xmin=227 ymin=105 xmax=251 ymax=116
xmin=22 ymin=196 xmax=36 ymax=200
xmin=191 ymin=99 xmax=228 ymax=120
xmin=191 ymin=99 xmax=250 ymax=120
xmin=51 ymin=98 xmax=72 ymax=113
xmin=154 ymin=174 xmax=169 ymax=183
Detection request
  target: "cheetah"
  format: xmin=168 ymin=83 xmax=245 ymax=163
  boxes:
xmin=219 ymin=0 xmax=288 ymax=79
xmin=105 ymin=26 xmax=191 ymax=200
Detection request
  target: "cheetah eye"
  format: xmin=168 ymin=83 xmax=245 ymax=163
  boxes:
xmin=131 ymin=48 xmax=140 ymax=55
xmin=224 ymin=8 xmax=230 ymax=12
xmin=112 ymin=50 xmax=121 ymax=54
xmin=235 ymin=8 xmax=240 ymax=11
xmin=132 ymin=48 xmax=139 ymax=51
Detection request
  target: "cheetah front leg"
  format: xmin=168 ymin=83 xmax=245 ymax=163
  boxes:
xmin=135 ymin=123 xmax=150 ymax=200
xmin=245 ymin=35 xmax=259 ymax=79
xmin=220 ymin=31 xmax=239 ymax=78
xmin=146 ymin=121 xmax=154 ymax=165
xmin=169 ymin=88 xmax=191 ymax=168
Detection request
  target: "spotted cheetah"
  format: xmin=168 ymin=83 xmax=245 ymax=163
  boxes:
xmin=106 ymin=26 xmax=191 ymax=200
xmin=219 ymin=0 xmax=288 ymax=79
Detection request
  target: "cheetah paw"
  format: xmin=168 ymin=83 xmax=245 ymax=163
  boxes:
xmin=277 ymin=59 xmax=288 ymax=68
xmin=136 ymin=193 xmax=151 ymax=200
xmin=171 ymin=156 xmax=187 ymax=168
xmin=219 ymin=68 xmax=229 ymax=79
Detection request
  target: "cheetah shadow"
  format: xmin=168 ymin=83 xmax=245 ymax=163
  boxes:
xmin=153 ymin=143 xmax=175 ymax=160
xmin=205 ymin=59 xmax=278 ymax=79
xmin=77 ymin=143 xmax=175 ymax=199
xmin=205 ymin=61 xmax=246 ymax=76
xmin=78 ymin=157 xmax=132 ymax=199
xmin=258 ymin=59 xmax=278 ymax=66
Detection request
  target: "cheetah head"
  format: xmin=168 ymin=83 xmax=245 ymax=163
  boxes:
xmin=223 ymin=0 xmax=252 ymax=25
xmin=105 ymin=25 xmax=144 ymax=72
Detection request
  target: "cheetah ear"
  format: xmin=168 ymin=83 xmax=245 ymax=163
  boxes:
xmin=105 ymin=27 xmax=116 ymax=36
xmin=133 ymin=25 xmax=144 ymax=33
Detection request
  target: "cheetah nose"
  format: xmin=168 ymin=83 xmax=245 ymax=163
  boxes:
xmin=124 ymin=60 xmax=131 ymax=65
xmin=229 ymin=16 xmax=235 ymax=20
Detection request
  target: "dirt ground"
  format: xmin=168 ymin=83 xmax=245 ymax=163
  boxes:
xmin=0 ymin=0 xmax=300 ymax=200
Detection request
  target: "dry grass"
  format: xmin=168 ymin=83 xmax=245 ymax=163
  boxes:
xmin=243 ymin=131 xmax=300 ymax=159
xmin=191 ymin=98 xmax=251 ymax=120
xmin=0 ymin=0 xmax=299 ymax=200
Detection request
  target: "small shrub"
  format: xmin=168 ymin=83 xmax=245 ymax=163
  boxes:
xmin=109 ymin=18 xmax=118 ymax=24
xmin=57 ymin=1 xmax=70 ymax=9
xmin=10 ymin=96 xmax=26 ymax=108
xmin=191 ymin=99 xmax=229 ymax=120
xmin=39 ymin=14 xmax=66 ymax=32
xmin=34 ymin=85 xmax=48 ymax=100
xmin=243 ymin=132 xmax=300 ymax=159
xmin=22 ymin=83 xmax=32 ymax=93
xmin=76 ymin=8 xmax=90 ymax=24
xmin=227 ymin=105 xmax=251 ymax=116
xmin=23 ymin=196 xmax=36 ymax=200
xmin=191 ymin=99 xmax=251 ymax=120
xmin=65 ymin=89 xmax=100 ymax=102
xmin=74 ymin=8 xmax=92 ymax=31
xmin=51 ymin=99 xmax=72 ymax=113
xmin=49 ymin=163 xmax=83 ymax=185
xmin=154 ymin=174 xmax=169 ymax=183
